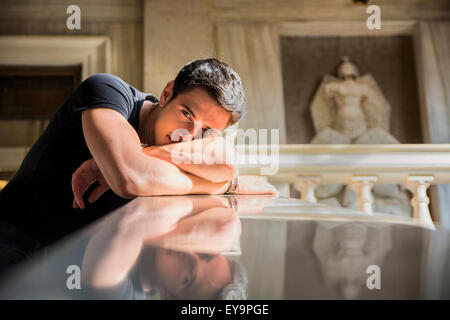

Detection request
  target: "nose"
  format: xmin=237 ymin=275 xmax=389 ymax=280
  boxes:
xmin=171 ymin=121 xmax=204 ymax=143
xmin=177 ymin=130 xmax=194 ymax=142
xmin=178 ymin=124 xmax=203 ymax=142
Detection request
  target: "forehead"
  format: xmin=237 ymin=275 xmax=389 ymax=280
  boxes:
xmin=176 ymin=88 xmax=231 ymax=130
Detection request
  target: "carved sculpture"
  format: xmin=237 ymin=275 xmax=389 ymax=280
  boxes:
xmin=309 ymin=57 xmax=411 ymax=217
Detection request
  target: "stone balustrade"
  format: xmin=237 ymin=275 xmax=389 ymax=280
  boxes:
xmin=1 ymin=144 xmax=450 ymax=230
xmin=237 ymin=144 xmax=450 ymax=230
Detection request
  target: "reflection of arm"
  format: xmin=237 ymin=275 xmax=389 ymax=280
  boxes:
xmin=81 ymin=196 xmax=237 ymax=288
xmin=81 ymin=198 xmax=193 ymax=288
xmin=81 ymin=216 xmax=146 ymax=288
xmin=149 ymin=207 xmax=241 ymax=254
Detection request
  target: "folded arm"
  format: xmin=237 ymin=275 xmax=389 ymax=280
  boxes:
xmin=80 ymin=108 xmax=230 ymax=199
xmin=74 ymin=108 xmax=276 ymax=208
xmin=142 ymin=137 xmax=237 ymax=183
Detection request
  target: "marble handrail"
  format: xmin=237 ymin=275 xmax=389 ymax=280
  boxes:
xmin=236 ymin=144 xmax=450 ymax=230
xmin=236 ymin=144 xmax=450 ymax=184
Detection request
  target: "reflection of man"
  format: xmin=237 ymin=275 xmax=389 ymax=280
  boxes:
xmin=147 ymin=250 xmax=247 ymax=300
xmin=81 ymin=196 xmax=247 ymax=300
xmin=153 ymin=250 xmax=233 ymax=299
xmin=0 ymin=58 xmax=276 ymax=267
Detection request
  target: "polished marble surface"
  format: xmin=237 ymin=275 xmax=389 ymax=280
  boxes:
xmin=0 ymin=195 xmax=449 ymax=299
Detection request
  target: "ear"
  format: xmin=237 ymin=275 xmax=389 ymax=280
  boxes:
xmin=159 ymin=80 xmax=175 ymax=107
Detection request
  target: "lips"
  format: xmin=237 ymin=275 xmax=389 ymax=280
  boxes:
xmin=166 ymin=135 xmax=172 ymax=144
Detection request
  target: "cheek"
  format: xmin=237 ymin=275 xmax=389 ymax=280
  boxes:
xmin=154 ymin=114 xmax=173 ymax=142
xmin=156 ymin=255 xmax=179 ymax=283
xmin=155 ymin=255 xmax=190 ymax=292
xmin=158 ymin=111 xmax=184 ymax=133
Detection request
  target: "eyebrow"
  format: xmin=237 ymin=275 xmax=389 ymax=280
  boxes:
xmin=182 ymin=103 xmax=214 ymax=132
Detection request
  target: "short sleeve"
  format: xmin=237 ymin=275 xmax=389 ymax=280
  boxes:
xmin=70 ymin=74 xmax=134 ymax=120
xmin=84 ymin=276 xmax=144 ymax=300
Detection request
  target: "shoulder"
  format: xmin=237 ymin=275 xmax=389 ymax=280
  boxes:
xmin=77 ymin=73 xmax=134 ymax=102
xmin=83 ymin=73 xmax=128 ymax=88
xmin=69 ymin=73 xmax=136 ymax=118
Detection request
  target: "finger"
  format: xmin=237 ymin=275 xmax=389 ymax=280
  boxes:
xmin=88 ymin=185 xmax=109 ymax=203
xmin=71 ymin=186 xmax=82 ymax=209
xmin=77 ymin=196 xmax=85 ymax=210
xmin=71 ymin=172 xmax=84 ymax=208
xmin=72 ymin=169 xmax=96 ymax=210
xmin=72 ymin=178 xmax=86 ymax=209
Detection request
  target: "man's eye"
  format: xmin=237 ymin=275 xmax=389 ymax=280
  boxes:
xmin=204 ymin=129 xmax=217 ymax=137
xmin=182 ymin=110 xmax=192 ymax=120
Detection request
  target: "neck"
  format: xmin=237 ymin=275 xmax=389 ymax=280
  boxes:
xmin=139 ymin=101 xmax=159 ymax=147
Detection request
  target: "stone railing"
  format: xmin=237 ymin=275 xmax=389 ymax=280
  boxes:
xmin=237 ymin=144 xmax=450 ymax=230
xmin=2 ymin=144 xmax=450 ymax=229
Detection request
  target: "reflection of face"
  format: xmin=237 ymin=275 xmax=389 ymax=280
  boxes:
xmin=154 ymin=248 xmax=232 ymax=299
xmin=153 ymin=85 xmax=231 ymax=145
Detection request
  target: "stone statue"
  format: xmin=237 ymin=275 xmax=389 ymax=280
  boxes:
xmin=309 ymin=57 xmax=411 ymax=217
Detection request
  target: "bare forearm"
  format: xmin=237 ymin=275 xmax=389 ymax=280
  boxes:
xmin=142 ymin=140 xmax=237 ymax=183
xmin=129 ymin=152 xmax=230 ymax=196
xmin=79 ymin=108 xmax=232 ymax=199
xmin=82 ymin=220 xmax=143 ymax=287
xmin=182 ymin=171 xmax=230 ymax=195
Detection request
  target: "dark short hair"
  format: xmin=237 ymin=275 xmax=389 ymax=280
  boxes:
xmin=171 ymin=58 xmax=246 ymax=125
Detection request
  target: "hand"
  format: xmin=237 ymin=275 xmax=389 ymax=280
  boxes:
xmin=142 ymin=136 xmax=238 ymax=183
xmin=72 ymin=158 xmax=111 ymax=209
xmin=235 ymin=175 xmax=280 ymax=196
xmin=234 ymin=195 xmax=277 ymax=214
xmin=115 ymin=197 xmax=194 ymax=241
xmin=143 ymin=136 xmax=236 ymax=163
xmin=154 ymin=207 xmax=241 ymax=253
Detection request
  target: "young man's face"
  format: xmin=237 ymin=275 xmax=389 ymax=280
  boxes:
xmin=153 ymin=82 xmax=232 ymax=145
xmin=154 ymin=249 xmax=232 ymax=299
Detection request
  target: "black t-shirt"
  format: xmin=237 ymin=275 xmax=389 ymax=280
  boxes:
xmin=83 ymin=261 xmax=159 ymax=300
xmin=0 ymin=74 xmax=158 ymax=246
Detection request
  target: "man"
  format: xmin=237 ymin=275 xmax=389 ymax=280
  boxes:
xmin=0 ymin=58 xmax=276 ymax=262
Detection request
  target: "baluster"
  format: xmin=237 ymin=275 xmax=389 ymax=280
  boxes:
xmin=349 ymin=176 xmax=378 ymax=215
xmin=293 ymin=176 xmax=320 ymax=203
xmin=406 ymin=175 xmax=435 ymax=230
